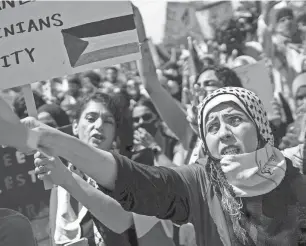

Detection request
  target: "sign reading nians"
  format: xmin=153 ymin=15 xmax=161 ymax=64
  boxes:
xmin=0 ymin=0 xmax=141 ymax=89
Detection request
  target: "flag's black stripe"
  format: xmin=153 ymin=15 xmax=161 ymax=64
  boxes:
xmin=74 ymin=42 xmax=139 ymax=67
xmin=62 ymin=14 xmax=135 ymax=38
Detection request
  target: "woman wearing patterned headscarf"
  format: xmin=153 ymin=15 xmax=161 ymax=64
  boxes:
xmin=30 ymin=88 xmax=306 ymax=246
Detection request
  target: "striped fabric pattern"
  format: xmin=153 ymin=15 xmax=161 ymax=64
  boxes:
xmin=62 ymin=13 xmax=140 ymax=68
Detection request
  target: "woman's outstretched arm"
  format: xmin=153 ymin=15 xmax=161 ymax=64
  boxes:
xmin=35 ymin=154 xmax=134 ymax=234
xmin=32 ymin=124 xmax=199 ymax=223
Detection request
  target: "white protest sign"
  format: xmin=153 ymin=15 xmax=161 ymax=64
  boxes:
xmin=234 ymin=60 xmax=274 ymax=117
xmin=195 ymin=1 xmax=233 ymax=40
xmin=164 ymin=2 xmax=202 ymax=46
xmin=0 ymin=1 xmax=141 ymax=89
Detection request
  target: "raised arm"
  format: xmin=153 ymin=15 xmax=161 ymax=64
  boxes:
xmin=64 ymin=172 xmax=133 ymax=234
xmin=32 ymin=125 xmax=199 ymax=224
xmin=257 ymin=1 xmax=279 ymax=59
xmin=35 ymin=154 xmax=133 ymax=234
xmin=134 ymin=5 xmax=193 ymax=149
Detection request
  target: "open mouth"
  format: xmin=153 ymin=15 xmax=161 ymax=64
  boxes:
xmin=221 ymin=146 xmax=241 ymax=156
xmin=91 ymin=133 xmax=104 ymax=141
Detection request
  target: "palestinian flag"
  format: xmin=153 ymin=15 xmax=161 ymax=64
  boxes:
xmin=61 ymin=14 xmax=140 ymax=68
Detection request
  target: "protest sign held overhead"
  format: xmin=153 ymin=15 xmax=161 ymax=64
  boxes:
xmin=195 ymin=1 xmax=233 ymax=40
xmin=163 ymin=2 xmax=203 ymax=48
xmin=234 ymin=60 xmax=274 ymax=118
xmin=0 ymin=1 xmax=141 ymax=89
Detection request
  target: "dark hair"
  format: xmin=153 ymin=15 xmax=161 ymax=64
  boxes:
xmin=50 ymin=77 xmax=62 ymax=84
xmin=67 ymin=74 xmax=82 ymax=88
xmin=74 ymin=91 xmax=121 ymax=128
xmin=13 ymin=91 xmax=46 ymax=119
xmin=112 ymin=87 xmax=131 ymax=111
xmin=297 ymin=11 xmax=306 ymax=25
xmin=38 ymin=104 xmax=70 ymax=127
xmin=276 ymin=7 xmax=294 ymax=23
xmin=106 ymin=67 xmax=118 ymax=73
xmin=202 ymin=57 xmax=215 ymax=66
xmin=196 ymin=65 xmax=243 ymax=88
xmin=215 ymin=18 xmax=247 ymax=56
xmin=81 ymin=70 xmax=101 ymax=88
xmin=134 ymin=96 xmax=160 ymax=119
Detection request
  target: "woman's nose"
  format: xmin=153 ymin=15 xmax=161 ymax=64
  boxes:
xmin=218 ymin=123 xmax=232 ymax=140
xmin=94 ymin=118 xmax=103 ymax=130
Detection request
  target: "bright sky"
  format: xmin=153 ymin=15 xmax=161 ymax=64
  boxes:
xmin=132 ymin=0 xmax=167 ymax=44
xmin=132 ymin=0 xmax=234 ymax=44
xmin=132 ymin=0 xmax=252 ymax=44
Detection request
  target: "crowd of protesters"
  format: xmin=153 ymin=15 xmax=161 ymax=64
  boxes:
xmin=2 ymin=1 xmax=306 ymax=246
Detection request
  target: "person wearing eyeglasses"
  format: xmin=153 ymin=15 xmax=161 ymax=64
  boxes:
xmin=131 ymin=97 xmax=185 ymax=168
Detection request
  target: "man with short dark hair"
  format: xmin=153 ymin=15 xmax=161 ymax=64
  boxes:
xmin=101 ymin=67 xmax=123 ymax=90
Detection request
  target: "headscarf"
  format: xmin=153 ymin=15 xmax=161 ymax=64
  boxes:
xmin=197 ymin=87 xmax=286 ymax=243
xmin=292 ymin=73 xmax=306 ymax=99
xmin=197 ymin=87 xmax=274 ymax=149
xmin=38 ymin=104 xmax=70 ymax=127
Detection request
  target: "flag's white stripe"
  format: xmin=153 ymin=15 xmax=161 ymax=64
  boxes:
xmin=75 ymin=42 xmax=139 ymax=67
xmin=82 ymin=30 xmax=138 ymax=53
xmin=72 ymin=53 xmax=141 ymax=74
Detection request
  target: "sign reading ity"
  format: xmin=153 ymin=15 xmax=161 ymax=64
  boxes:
xmin=0 ymin=1 xmax=141 ymax=89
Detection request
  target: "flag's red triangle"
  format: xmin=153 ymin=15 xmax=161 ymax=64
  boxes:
xmin=61 ymin=31 xmax=89 ymax=67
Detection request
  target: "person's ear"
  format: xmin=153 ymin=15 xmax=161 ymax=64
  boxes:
xmin=72 ymin=119 xmax=79 ymax=136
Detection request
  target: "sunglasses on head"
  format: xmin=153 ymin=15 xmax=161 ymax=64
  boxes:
xmin=133 ymin=112 xmax=156 ymax=124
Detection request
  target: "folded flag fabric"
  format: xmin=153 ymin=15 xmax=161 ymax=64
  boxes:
xmin=133 ymin=214 xmax=176 ymax=246
xmin=61 ymin=14 xmax=139 ymax=68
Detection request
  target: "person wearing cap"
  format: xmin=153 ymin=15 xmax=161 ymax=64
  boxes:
xmin=258 ymin=2 xmax=304 ymax=112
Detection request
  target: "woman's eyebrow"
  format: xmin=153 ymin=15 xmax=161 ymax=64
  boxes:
xmin=85 ymin=112 xmax=98 ymax=116
xmin=222 ymin=108 xmax=245 ymax=117
xmin=223 ymin=111 xmax=245 ymax=117
xmin=206 ymin=115 xmax=217 ymax=125
xmin=85 ymin=112 xmax=113 ymax=118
